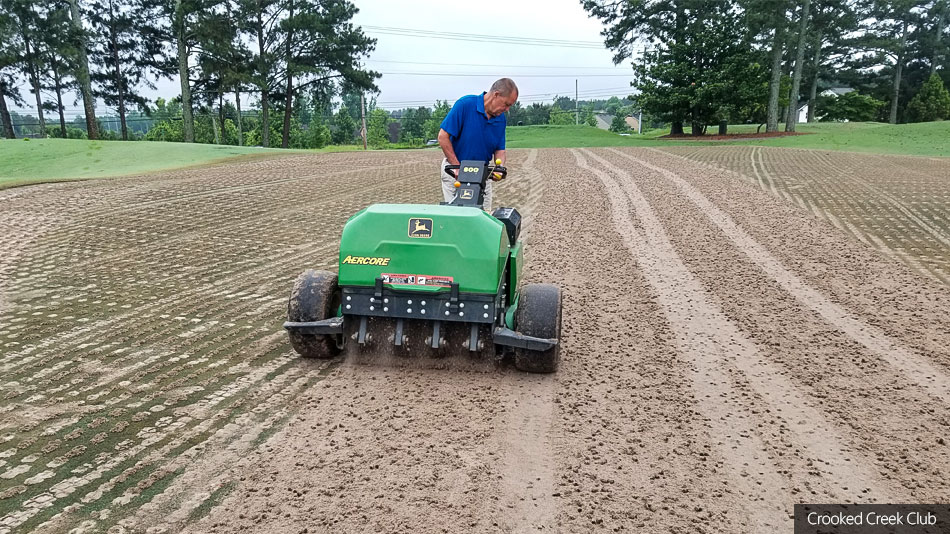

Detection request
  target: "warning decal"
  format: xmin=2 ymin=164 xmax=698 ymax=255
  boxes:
xmin=381 ymin=273 xmax=454 ymax=287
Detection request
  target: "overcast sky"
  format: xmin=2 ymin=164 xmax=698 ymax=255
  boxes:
xmin=10 ymin=0 xmax=637 ymax=118
xmin=351 ymin=0 xmax=636 ymax=109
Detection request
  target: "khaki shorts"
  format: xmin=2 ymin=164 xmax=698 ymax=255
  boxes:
xmin=441 ymin=158 xmax=492 ymax=212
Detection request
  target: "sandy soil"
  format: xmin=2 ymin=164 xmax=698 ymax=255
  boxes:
xmin=1 ymin=147 xmax=949 ymax=533
xmin=183 ymin=148 xmax=949 ymax=533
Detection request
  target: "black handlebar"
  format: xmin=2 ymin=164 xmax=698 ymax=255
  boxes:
xmin=443 ymin=162 xmax=508 ymax=181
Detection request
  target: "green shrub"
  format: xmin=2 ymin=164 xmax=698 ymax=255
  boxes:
xmin=906 ymin=74 xmax=950 ymax=123
xmin=818 ymin=92 xmax=883 ymax=122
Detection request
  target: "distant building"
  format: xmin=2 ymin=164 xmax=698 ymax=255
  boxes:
xmin=593 ymin=112 xmax=641 ymax=132
xmin=624 ymin=116 xmax=640 ymax=132
xmin=797 ymin=87 xmax=854 ymax=123
xmin=594 ymin=113 xmax=613 ymax=130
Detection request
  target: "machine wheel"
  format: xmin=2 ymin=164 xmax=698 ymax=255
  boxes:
xmin=287 ymin=269 xmax=343 ymax=359
xmin=513 ymin=284 xmax=561 ymax=373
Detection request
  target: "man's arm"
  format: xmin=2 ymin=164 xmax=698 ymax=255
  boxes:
xmin=438 ymin=129 xmax=459 ymax=166
xmin=492 ymin=149 xmax=506 ymax=165
xmin=490 ymin=149 xmax=507 ymax=180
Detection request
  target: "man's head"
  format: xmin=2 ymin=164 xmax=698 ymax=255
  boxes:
xmin=484 ymin=78 xmax=518 ymax=118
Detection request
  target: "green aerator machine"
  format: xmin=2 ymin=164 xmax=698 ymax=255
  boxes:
xmin=284 ymin=160 xmax=561 ymax=373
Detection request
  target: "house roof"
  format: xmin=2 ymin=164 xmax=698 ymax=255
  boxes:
xmin=823 ymin=87 xmax=854 ymax=96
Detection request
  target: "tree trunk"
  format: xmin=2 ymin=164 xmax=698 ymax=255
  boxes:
xmin=211 ymin=110 xmax=220 ymax=144
xmin=55 ymin=73 xmax=67 ymax=137
xmin=932 ymin=1 xmax=947 ymax=76
xmin=109 ymin=2 xmax=128 ymax=140
xmin=175 ymin=0 xmax=194 ymax=142
xmin=68 ymin=0 xmax=98 ymax=139
xmin=261 ymin=92 xmax=270 ymax=147
xmin=219 ymin=90 xmax=225 ymax=141
xmin=256 ymin=12 xmax=269 ymax=148
xmin=785 ymin=0 xmax=811 ymax=132
xmin=23 ymin=37 xmax=46 ymax=135
xmin=807 ymin=32 xmax=822 ymax=123
xmin=281 ymin=0 xmax=294 ymax=149
xmin=670 ymin=121 xmax=684 ymax=135
xmin=282 ymin=76 xmax=293 ymax=148
xmin=0 ymin=80 xmax=15 ymax=138
xmin=235 ymin=88 xmax=243 ymax=146
xmin=691 ymin=113 xmax=703 ymax=135
xmin=890 ymin=19 xmax=908 ymax=124
xmin=767 ymin=22 xmax=786 ymax=132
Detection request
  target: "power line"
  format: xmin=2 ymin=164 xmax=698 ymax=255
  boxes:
xmin=368 ymin=59 xmax=628 ymax=70
xmin=377 ymin=86 xmax=634 ymax=107
xmin=378 ymin=71 xmax=632 ymax=78
xmin=363 ymin=25 xmax=605 ymax=49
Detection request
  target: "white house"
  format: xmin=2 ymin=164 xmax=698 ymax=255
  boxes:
xmin=797 ymin=88 xmax=854 ymax=123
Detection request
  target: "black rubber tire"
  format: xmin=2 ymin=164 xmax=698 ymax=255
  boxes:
xmin=287 ymin=269 xmax=343 ymax=359
xmin=513 ymin=283 xmax=561 ymax=373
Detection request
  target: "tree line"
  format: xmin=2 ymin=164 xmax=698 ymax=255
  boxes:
xmin=362 ymin=95 xmax=637 ymax=149
xmin=583 ymin=0 xmax=950 ymax=134
xmin=0 ymin=0 xmax=378 ymax=146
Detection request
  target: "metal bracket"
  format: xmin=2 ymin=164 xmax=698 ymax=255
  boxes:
xmin=431 ymin=320 xmax=441 ymax=349
xmin=283 ymin=316 xmax=344 ymax=335
xmin=492 ymin=327 xmax=558 ymax=351
xmin=394 ymin=318 xmax=404 ymax=346
xmin=374 ymin=277 xmax=384 ymax=298
xmin=468 ymin=323 xmax=479 ymax=352
xmin=448 ymin=283 xmax=460 ymax=308
xmin=358 ymin=316 xmax=369 ymax=344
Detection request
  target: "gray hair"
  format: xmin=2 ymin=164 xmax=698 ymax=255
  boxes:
xmin=490 ymin=78 xmax=518 ymax=97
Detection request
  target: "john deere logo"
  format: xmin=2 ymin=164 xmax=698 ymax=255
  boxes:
xmin=460 ymin=189 xmax=474 ymax=200
xmin=408 ymin=218 xmax=432 ymax=238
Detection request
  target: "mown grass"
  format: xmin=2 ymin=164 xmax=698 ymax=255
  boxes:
xmin=0 ymin=138 xmax=288 ymax=189
xmin=507 ymin=124 xmax=668 ymax=148
xmin=3 ymin=121 xmax=945 ymax=190
xmin=507 ymin=121 xmax=950 ymax=157
xmin=727 ymin=121 xmax=950 ymax=156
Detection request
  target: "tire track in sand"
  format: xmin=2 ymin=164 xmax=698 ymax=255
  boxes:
xmin=574 ymin=148 xmax=892 ymax=530
xmin=611 ymin=148 xmax=950 ymax=404
xmin=494 ymin=149 xmax=557 ymax=532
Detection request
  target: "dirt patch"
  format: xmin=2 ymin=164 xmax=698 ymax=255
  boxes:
xmin=1 ymin=147 xmax=949 ymax=532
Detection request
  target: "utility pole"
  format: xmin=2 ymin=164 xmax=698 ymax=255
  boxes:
xmin=360 ymin=93 xmax=368 ymax=150
xmin=575 ymin=79 xmax=579 ymax=125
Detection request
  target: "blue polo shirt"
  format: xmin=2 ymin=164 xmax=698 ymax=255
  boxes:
xmin=440 ymin=92 xmax=506 ymax=162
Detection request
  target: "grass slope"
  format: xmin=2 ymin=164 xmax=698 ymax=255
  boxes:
xmin=728 ymin=121 xmax=950 ymax=156
xmin=0 ymin=139 xmax=286 ymax=189
xmin=507 ymin=121 xmax=950 ymax=157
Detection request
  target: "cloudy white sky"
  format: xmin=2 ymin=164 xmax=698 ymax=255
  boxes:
xmin=10 ymin=0 xmax=637 ymax=118
xmin=351 ymin=0 xmax=637 ymax=109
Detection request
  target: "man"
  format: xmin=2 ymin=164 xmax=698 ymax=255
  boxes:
xmin=437 ymin=78 xmax=518 ymax=212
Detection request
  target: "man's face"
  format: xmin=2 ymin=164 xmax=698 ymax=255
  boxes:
xmin=487 ymin=90 xmax=518 ymax=118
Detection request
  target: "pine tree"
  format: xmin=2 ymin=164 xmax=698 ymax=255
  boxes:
xmin=785 ymin=0 xmax=812 ymax=131
xmin=5 ymin=0 xmax=49 ymax=134
xmin=276 ymin=0 xmax=378 ymax=148
xmin=366 ymin=107 xmax=389 ymax=148
xmin=35 ymin=3 xmax=77 ymax=138
xmin=88 ymin=0 xmax=162 ymax=140
xmin=849 ymin=0 xmax=931 ymax=123
xmin=332 ymin=104 xmax=355 ymax=144
xmin=0 ymin=2 xmax=21 ymax=138
xmin=584 ymin=0 xmax=759 ymax=135
xmin=67 ymin=0 xmax=98 ymax=139
xmin=906 ymin=72 xmax=950 ymax=120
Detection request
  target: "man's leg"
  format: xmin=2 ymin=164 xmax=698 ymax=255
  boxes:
xmin=440 ymin=158 xmax=456 ymax=203
xmin=482 ymin=181 xmax=493 ymax=212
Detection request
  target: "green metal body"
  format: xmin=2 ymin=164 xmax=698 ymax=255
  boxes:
xmin=338 ymin=204 xmax=519 ymax=298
